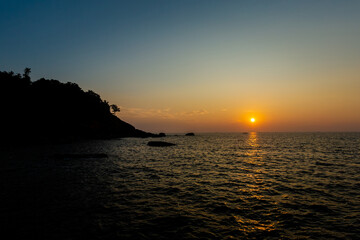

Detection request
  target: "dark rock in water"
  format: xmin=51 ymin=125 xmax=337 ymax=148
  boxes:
xmin=185 ymin=132 xmax=195 ymax=136
xmin=53 ymin=153 xmax=108 ymax=159
xmin=151 ymin=132 xmax=166 ymax=138
xmin=147 ymin=141 xmax=176 ymax=147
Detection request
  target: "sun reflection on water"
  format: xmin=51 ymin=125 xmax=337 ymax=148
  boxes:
xmin=231 ymin=131 xmax=280 ymax=235
xmin=247 ymin=132 xmax=258 ymax=148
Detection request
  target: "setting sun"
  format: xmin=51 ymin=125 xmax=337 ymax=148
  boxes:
xmin=250 ymin=118 xmax=256 ymax=123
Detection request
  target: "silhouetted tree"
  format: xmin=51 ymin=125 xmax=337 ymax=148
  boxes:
xmin=23 ymin=67 xmax=31 ymax=78
xmin=110 ymin=104 xmax=120 ymax=114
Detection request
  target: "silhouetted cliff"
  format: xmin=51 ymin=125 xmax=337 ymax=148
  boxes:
xmin=0 ymin=68 xmax=158 ymax=144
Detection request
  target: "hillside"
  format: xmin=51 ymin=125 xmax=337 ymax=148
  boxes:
xmin=0 ymin=68 xmax=159 ymax=143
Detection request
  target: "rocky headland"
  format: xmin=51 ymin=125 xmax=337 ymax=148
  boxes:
xmin=0 ymin=68 xmax=162 ymax=144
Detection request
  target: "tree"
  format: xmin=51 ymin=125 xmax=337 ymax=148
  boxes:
xmin=23 ymin=67 xmax=31 ymax=78
xmin=110 ymin=104 xmax=120 ymax=114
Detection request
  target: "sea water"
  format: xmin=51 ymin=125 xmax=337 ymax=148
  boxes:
xmin=1 ymin=133 xmax=359 ymax=239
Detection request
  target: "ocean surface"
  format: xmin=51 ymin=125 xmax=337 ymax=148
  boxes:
xmin=1 ymin=133 xmax=359 ymax=239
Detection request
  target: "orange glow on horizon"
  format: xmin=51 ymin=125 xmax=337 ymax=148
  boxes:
xmin=235 ymin=112 xmax=265 ymax=132
xmin=239 ymin=112 xmax=263 ymax=124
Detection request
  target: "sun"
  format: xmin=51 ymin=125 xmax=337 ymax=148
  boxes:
xmin=250 ymin=118 xmax=256 ymax=123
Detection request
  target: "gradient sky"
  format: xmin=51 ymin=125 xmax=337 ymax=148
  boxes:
xmin=1 ymin=0 xmax=360 ymax=132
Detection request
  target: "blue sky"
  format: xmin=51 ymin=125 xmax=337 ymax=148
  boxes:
xmin=1 ymin=0 xmax=360 ymax=132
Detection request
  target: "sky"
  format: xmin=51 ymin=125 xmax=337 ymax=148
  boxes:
xmin=1 ymin=0 xmax=360 ymax=132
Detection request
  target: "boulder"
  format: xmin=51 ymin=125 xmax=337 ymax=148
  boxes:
xmin=52 ymin=153 xmax=108 ymax=159
xmin=185 ymin=132 xmax=195 ymax=136
xmin=147 ymin=141 xmax=176 ymax=147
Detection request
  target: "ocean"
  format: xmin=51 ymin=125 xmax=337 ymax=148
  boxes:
xmin=1 ymin=133 xmax=359 ymax=239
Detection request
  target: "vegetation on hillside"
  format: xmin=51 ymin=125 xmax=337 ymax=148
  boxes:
xmin=0 ymin=68 xmax=157 ymax=143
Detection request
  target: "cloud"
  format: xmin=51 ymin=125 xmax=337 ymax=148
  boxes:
xmin=120 ymin=107 xmax=174 ymax=119
xmin=183 ymin=109 xmax=209 ymax=116
xmin=119 ymin=107 xmax=209 ymax=119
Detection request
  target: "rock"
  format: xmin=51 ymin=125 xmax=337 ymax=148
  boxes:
xmin=52 ymin=153 xmax=108 ymax=159
xmin=150 ymin=132 xmax=166 ymax=138
xmin=185 ymin=132 xmax=195 ymax=136
xmin=147 ymin=141 xmax=176 ymax=147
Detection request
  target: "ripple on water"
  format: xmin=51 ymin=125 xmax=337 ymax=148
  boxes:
xmin=1 ymin=133 xmax=359 ymax=239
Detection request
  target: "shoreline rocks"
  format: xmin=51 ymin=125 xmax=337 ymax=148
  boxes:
xmin=147 ymin=141 xmax=176 ymax=147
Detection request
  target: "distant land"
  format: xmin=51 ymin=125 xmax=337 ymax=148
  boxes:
xmin=0 ymin=68 xmax=161 ymax=144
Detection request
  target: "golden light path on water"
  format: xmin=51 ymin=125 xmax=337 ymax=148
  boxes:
xmin=233 ymin=132 xmax=279 ymax=234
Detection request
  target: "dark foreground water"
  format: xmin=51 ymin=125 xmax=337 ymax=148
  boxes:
xmin=1 ymin=133 xmax=359 ymax=239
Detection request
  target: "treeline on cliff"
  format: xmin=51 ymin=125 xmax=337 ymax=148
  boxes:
xmin=0 ymin=68 xmax=157 ymax=143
